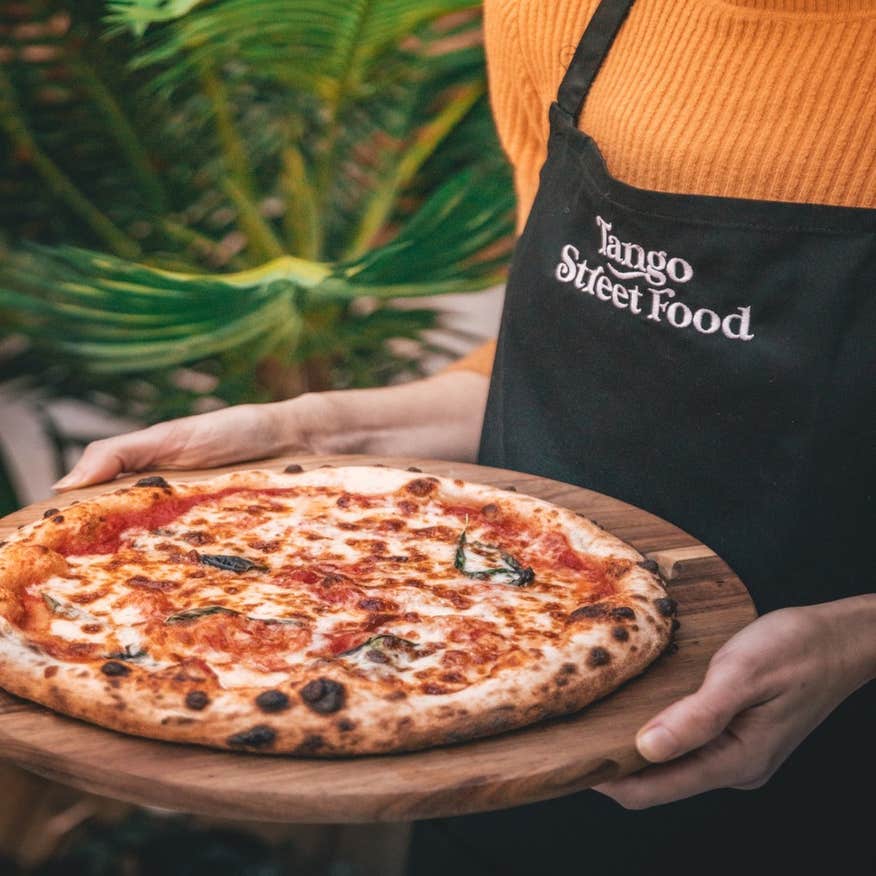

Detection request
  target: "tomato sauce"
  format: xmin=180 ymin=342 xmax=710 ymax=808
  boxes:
xmin=54 ymin=487 xmax=301 ymax=557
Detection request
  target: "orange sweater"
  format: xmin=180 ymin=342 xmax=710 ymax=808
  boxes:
xmin=451 ymin=0 xmax=876 ymax=376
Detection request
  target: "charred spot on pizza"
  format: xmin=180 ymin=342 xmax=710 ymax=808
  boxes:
xmin=283 ymin=463 xmax=304 ymax=473
xmin=227 ymin=724 xmax=277 ymax=749
xmin=655 ymin=597 xmax=678 ymax=617
xmin=255 ymin=690 xmax=290 ymax=713
xmin=671 ymin=618 xmax=681 ymax=633
xmin=612 ymin=626 xmax=630 ymax=642
xmin=480 ymin=503 xmax=500 ymax=520
xmin=568 ymin=603 xmax=606 ymax=621
xmin=295 ymin=734 xmax=326 ymax=754
xmin=406 ymin=466 xmax=423 ymax=474
xmin=127 ymin=574 xmax=177 ymax=592
xmin=42 ymin=508 xmax=59 ymax=519
xmin=100 ymin=660 xmax=130 ymax=677
xmin=610 ymin=606 xmax=636 ymax=621
xmin=337 ymin=718 xmax=356 ymax=733
xmin=506 ymin=485 xmax=518 ymax=491
xmin=134 ymin=476 xmax=170 ymax=488
xmin=560 ymin=662 xmax=577 ymax=675
xmin=405 ymin=477 xmax=438 ymax=497
xmin=300 ymin=678 xmax=345 ymax=714
xmin=185 ymin=690 xmax=210 ymax=711
xmin=638 ymin=558 xmax=660 ymax=574
xmin=180 ymin=530 xmax=215 ymax=546
xmin=587 ymin=647 xmax=611 ymax=668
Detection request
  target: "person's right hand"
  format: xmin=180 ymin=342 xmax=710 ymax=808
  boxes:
xmin=52 ymin=397 xmax=322 ymax=491
xmin=52 ymin=371 xmax=490 ymax=491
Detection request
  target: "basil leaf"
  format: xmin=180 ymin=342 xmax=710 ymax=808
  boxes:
xmin=454 ymin=529 xmax=534 ymax=586
xmin=339 ymin=633 xmax=418 ymax=657
xmin=165 ymin=605 xmax=300 ymax=626
xmin=42 ymin=593 xmax=81 ymax=619
xmin=165 ymin=605 xmax=239 ymax=624
xmin=106 ymin=645 xmax=148 ymax=661
xmin=198 ymin=554 xmax=268 ymax=573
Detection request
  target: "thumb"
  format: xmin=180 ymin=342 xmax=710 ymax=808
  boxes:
xmin=53 ymin=424 xmax=172 ymax=491
xmin=635 ymin=659 xmax=757 ymax=763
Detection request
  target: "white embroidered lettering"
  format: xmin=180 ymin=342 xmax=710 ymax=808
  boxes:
xmin=722 ymin=307 xmax=755 ymax=341
xmin=647 ymin=288 xmax=675 ymax=322
xmin=555 ymin=244 xmax=579 ymax=283
xmin=551 ymin=216 xmax=756 ymax=342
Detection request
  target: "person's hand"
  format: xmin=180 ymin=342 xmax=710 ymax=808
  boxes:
xmin=52 ymin=398 xmax=319 ymax=491
xmin=593 ymin=595 xmax=876 ymax=809
xmin=52 ymin=370 xmax=490 ymax=491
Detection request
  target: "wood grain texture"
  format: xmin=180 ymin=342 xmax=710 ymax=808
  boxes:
xmin=0 ymin=454 xmax=756 ymax=823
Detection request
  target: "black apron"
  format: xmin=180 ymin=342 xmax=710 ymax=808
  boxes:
xmin=409 ymin=0 xmax=875 ymax=872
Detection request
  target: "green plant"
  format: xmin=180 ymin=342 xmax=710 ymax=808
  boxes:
xmin=0 ymin=0 xmax=513 ymax=421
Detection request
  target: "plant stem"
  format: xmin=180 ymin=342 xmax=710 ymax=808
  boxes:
xmin=0 ymin=67 xmax=141 ymax=259
xmin=199 ymin=64 xmax=285 ymax=260
xmin=280 ymin=146 xmax=321 ymax=259
xmin=343 ymin=82 xmax=484 ymax=260
xmin=73 ymin=57 xmax=168 ymax=214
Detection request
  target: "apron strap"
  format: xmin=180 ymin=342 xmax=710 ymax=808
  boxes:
xmin=557 ymin=0 xmax=637 ymax=121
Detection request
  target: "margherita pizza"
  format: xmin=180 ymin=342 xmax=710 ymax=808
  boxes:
xmin=0 ymin=465 xmax=676 ymax=755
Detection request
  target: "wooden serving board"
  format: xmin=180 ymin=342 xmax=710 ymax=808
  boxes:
xmin=0 ymin=455 xmax=755 ymax=823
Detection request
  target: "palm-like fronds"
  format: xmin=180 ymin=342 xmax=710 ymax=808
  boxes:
xmin=0 ymin=0 xmax=513 ymax=420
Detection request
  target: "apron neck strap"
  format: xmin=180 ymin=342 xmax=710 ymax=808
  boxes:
xmin=557 ymin=0 xmax=637 ymax=121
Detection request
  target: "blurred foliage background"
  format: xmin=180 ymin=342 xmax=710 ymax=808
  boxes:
xmin=0 ymin=0 xmax=513 ymax=426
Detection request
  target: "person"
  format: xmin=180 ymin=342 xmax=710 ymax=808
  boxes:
xmin=54 ymin=0 xmax=875 ymax=872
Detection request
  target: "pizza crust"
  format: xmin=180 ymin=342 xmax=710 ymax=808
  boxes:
xmin=0 ymin=465 xmax=674 ymax=755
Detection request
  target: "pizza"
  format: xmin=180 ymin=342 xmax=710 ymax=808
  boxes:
xmin=0 ymin=464 xmax=676 ymax=755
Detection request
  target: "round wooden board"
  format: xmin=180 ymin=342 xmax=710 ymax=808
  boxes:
xmin=0 ymin=455 xmax=756 ymax=823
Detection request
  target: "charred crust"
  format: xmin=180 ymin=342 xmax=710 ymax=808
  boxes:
xmin=560 ymin=662 xmax=577 ymax=674
xmin=405 ymin=477 xmax=438 ymax=497
xmin=337 ymin=718 xmax=356 ymax=732
xmin=100 ymin=660 xmax=130 ymax=677
xmin=295 ymin=734 xmax=326 ymax=754
xmin=611 ymin=626 xmax=630 ymax=642
xmin=610 ymin=606 xmax=636 ymax=621
xmin=135 ymin=476 xmax=170 ymax=488
xmin=255 ymin=689 xmax=290 ymax=713
xmin=227 ymin=725 xmax=277 ymax=749
xmin=638 ymin=558 xmax=660 ymax=573
xmin=671 ymin=618 xmax=681 ymax=633
xmin=300 ymin=678 xmax=345 ymax=714
xmin=52 ymin=515 xmax=64 ymax=523
xmin=283 ymin=463 xmax=304 ymax=473
xmin=506 ymin=485 xmax=518 ymax=491
xmin=587 ymin=647 xmax=611 ymax=668
xmin=42 ymin=508 xmax=59 ymax=519
xmin=185 ymin=690 xmax=210 ymax=710
xmin=406 ymin=466 xmax=422 ymax=473
xmin=655 ymin=597 xmax=678 ymax=617
xmin=568 ymin=604 xmax=606 ymax=621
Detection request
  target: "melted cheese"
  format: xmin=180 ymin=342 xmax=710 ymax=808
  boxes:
xmin=24 ymin=474 xmax=628 ymax=691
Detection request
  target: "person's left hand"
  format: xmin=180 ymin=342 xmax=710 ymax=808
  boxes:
xmin=593 ymin=595 xmax=875 ymax=809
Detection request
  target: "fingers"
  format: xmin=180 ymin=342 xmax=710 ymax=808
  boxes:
xmin=594 ymin=725 xmax=776 ymax=809
xmin=53 ymin=422 xmax=176 ymax=491
xmin=635 ymin=655 xmax=766 ymax=763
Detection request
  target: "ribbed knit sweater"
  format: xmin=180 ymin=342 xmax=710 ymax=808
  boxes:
xmin=451 ymin=0 xmax=876 ymax=376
